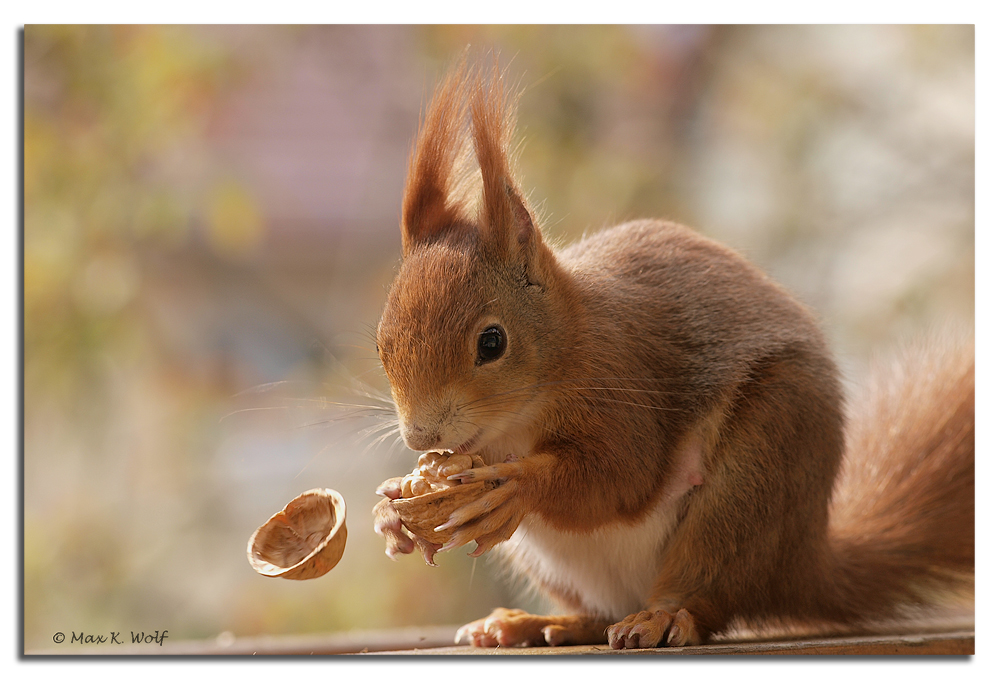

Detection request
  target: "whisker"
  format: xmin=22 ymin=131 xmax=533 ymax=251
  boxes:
xmin=293 ymin=409 xmax=394 ymax=430
xmin=293 ymin=438 xmax=341 ymax=479
xmin=229 ymin=380 xmax=302 ymax=398
xmin=460 ymin=376 xmax=700 ymax=407
xmin=281 ymin=397 xmax=394 ymax=413
xmin=357 ymin=419 xmax=404 ymax=441
xmin=364 ymin=425 xmax=404 ymax=456
xmin=573 ymin=397 xmax=682 ymax=412
xmin=219 ymin=405 xmax=292 ymax=423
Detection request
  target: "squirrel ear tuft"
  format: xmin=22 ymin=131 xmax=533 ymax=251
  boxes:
xmin=470 ymin=61 xmax=544 ymax=266
xmin=400 ymin=58 xmax=475 ymax=257
xmin=400 ymin=56 xmax=545 ymax=267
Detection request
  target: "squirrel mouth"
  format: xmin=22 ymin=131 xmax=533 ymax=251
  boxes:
xmin=451 ymin=430 xmax=482 ymax=456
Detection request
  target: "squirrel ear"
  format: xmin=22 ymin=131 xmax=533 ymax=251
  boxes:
xmin=499 ymin=180 xmax=542 ymax=262
xmin=400 ymin=61 xmax=474 ymax=257
xmin=471 ymin=63 xmax=545 ymax=271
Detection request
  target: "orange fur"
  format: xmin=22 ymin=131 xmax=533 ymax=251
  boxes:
xmin=374 ymin=61 xmax=974 ymax=648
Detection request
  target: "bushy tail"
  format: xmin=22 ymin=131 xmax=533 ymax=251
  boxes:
xmin=820 ymin=335 xmax=974 ymax=623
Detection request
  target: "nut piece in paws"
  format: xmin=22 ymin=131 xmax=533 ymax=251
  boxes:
xmin=391 ymin=479 xmax=496 ymax=544
xmin=381 ymin=452 xmax=497 ymax=555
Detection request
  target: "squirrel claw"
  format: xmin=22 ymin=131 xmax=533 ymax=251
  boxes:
xmin=414 ymin=536 xmax=442 ymax=566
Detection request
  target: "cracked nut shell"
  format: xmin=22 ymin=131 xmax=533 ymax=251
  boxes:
xmin=247 ymin=488 xmax=347 ymax=580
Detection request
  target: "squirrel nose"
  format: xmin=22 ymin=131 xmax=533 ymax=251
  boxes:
xmin=402 ymin=423 xmax=442 ymax=451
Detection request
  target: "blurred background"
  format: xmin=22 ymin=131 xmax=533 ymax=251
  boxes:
xmin=23 ymin=25 xmax=974 ymax=650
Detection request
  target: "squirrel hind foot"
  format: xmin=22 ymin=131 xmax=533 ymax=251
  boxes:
xmin=607 ymin=608 xmax=701 ymax=649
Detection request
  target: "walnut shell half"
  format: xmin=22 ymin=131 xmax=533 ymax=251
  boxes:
xmin=390 ymin=480 xmax=494 ymax=544
xmin=247 ymin=488 xmax=347 ymax=580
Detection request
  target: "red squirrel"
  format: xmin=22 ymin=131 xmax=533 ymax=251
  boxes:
xmin=371 ymin=60 xmax=974 ymax=649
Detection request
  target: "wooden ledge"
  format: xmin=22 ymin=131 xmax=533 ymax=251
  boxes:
xmin=28 ymin=626 xmax=973 ymax=656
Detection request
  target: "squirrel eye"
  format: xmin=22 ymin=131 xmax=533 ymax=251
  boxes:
xmin=477 ymin=325 xmax=507 ymax=364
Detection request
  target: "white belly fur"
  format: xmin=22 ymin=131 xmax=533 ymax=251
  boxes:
xmin=485 ymin=418 xmax=708 ymax=622
xmin=497 ymin=485 xmax=689 ymax=621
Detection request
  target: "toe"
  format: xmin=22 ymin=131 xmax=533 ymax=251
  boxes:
xmin=665 ymin=608 xmax=700 ymax=647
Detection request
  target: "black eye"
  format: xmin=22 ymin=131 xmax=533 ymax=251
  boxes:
xmin=477 ymin=325 xmax=507 ymax=364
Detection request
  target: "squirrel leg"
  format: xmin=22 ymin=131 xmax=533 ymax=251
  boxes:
xmin=455 ymin=608 xmax=610 ymax=647
xmin=610 ymin=356 xmax=843 ymax=648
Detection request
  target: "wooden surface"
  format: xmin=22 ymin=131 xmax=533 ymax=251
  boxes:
xmin=29 ymin=625 xmax=973 ymax=656
xmin=371 ymin=629 xmax=974 ymax=656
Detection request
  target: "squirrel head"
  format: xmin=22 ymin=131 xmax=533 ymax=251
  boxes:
xmin=376 ymin=59 xmax=567 ymax=454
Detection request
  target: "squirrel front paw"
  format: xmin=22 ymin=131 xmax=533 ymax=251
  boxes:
xmin=606 ymin=608 xmax=700 ymax=648
xmin=373 ymin=479 xmax=441 ymax=566
xmin=437 ymin=459 xmax=529 ymax=556
xmin=455 ymin=608 xmax=608 ymax=647
xmin=455 ymin=608 xmax=542 ymax=647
